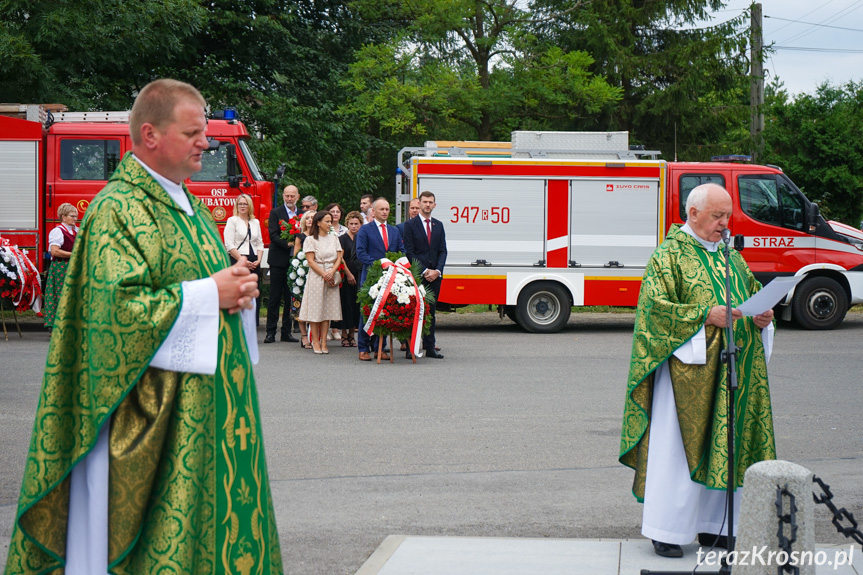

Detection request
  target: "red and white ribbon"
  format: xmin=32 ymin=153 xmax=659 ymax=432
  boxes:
xmin=363 ymin=256 xmax=425 ymax=357
xmin=0 ymin=240 xmax=42 ymax=312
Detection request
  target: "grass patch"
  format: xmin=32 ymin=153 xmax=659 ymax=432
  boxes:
xmin=1 ymin=308 xmax=39 ymax=318
xmin=454 ymin=304 xmax=494 ymax=314
xmin=571 ymin=306 xmax=634 ymax=313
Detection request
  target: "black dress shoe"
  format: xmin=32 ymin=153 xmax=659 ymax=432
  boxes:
xmin=424 ymin=349 xmax=444 ymax=359
xmin=264 ymin=334 xmax=276 ymax=344
xmin=281 ymin=333 xmax=298 ymax=342
xmin=698 ymin=533 xmax=729 ymax=549
xmin=652 ymin=540 xmax=683 ymax=558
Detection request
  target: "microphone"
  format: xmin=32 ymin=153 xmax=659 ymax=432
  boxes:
xmin=721 ymin=228 xmax=731 ymax=244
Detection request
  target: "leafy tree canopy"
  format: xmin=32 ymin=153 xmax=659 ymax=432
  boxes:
xmin=342 ymin=0 xmax=622 ymax=142
xmin=0 ymin=0 xmax=205 ymax=108
xmin=532 ymin=0 xmax=751 ymax=159
xmin=762 ymin=80 xmax=863 ymax=226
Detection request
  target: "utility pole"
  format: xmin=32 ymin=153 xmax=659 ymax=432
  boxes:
xmin=750 ymin=2 xmax=764 ymax=162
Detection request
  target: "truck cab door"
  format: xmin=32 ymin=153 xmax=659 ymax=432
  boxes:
xmin=186 ymin=140 xmax=234 ymax=229
xmin=733 ymin=172 xmax=814 ymax=279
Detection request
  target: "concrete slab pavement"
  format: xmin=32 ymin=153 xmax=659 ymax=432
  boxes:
xmin=356 ymin=536 xmax=860 ymax=575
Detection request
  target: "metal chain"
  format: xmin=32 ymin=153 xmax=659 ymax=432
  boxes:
xmin=776 ymin=484 xmax=800 ymax=575
xmin=813 ymin=475 xmax=863 ymax=546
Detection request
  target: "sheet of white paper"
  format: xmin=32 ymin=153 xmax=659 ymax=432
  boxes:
xmin=736 ymin=275 xmax=805 ymax=316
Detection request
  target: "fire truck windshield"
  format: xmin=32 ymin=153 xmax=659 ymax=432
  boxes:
xmin=238 ymin=140 xmax=264 ymax=181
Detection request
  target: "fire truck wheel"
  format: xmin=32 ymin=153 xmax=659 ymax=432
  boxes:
xmin=792 ymin=276 xmax=848 ymax=330
xmin=515 ymin=282 xmax=571 ymax=333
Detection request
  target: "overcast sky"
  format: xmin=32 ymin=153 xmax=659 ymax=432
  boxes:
xmin=705 ymin=0 xmax=863 ymax=96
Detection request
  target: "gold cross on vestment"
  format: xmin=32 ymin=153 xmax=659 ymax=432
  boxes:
xmin=235 ymin=417 xmax=251 ymax=451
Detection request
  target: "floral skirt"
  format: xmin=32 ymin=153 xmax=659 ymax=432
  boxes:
xmin=43 ymin=259 xmax=69 ymax=328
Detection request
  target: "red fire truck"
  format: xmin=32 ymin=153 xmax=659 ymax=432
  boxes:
xmin=396 ymin=132 xmax=863 ymax=331
xmin=0 ymin=104 xmax=279 ymax=274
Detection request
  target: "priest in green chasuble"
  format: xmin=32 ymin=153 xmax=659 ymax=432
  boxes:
xmin=4 ymin=80 xmax=283 ymax=574
xmin=619 ymin=183 xmax=776 ymax=559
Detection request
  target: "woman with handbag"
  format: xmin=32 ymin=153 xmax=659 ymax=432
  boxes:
xmin=224 ymin=193 xmax=264 ymax=324
xmin=298 ymin=211 xmax=343 ymax=354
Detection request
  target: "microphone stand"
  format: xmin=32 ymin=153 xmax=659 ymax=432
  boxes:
xmin=641 ymin=230 xmax=737 ymax=575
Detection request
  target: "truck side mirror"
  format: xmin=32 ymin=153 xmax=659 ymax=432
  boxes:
xmin=808 ymin=202 xmax=820 ymax=234
xmin=734 ymin=234 xmax=745 ymax=251
xmin=226 ymin=144 xmax=240 ymax=188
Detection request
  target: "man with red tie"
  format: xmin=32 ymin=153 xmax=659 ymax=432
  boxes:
xmin=403 ymin=191 xmax=447 ymax=359
xmin=355 ymin=197 xmax=404 ymax=361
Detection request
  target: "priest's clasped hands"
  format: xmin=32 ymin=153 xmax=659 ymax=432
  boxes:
xmin=213 ymin=256 xmax=261 ymax=314
xmin=706 ymin=305 xmax=774 ymax=329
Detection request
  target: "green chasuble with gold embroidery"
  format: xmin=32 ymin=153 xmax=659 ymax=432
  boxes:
xmin=5 ymin=153 xmax=282 ymax=575
xmin=619 ymin=224 xmax=776 ymax=502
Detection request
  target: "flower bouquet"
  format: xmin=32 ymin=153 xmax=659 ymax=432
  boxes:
xmin=279 ymin=217 xmax=302 ymax=243
xmin=0 ymin=240 xmax=42 ymax=313
xmin=287 ymin=250 xmax=309 ymax=318
xmin=358 ymin=252 xmax=435 ymax=357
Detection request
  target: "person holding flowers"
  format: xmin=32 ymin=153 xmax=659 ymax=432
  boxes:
xmin=264 ymin=184 xmax=300 ymax=344
xmin=326 ymin=202 xmax=348 ymax=237
xmin=355 ymin=197 xmax=404 ymax=361
xmin=43 ymin=202 xmax=79 ymax=330
xmin=291 ymin=211 xmax=315 ymax=348
xmin=298 ymin=211 xmax=343 ymax=354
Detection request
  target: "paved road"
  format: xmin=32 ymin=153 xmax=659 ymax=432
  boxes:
xmin=1 ymin=311 xmax=861 ymax=574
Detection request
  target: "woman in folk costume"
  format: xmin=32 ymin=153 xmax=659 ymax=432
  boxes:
xmin=42 ymin=202 xmax=79 ymax=330
xmin=5 ymin=79 xmax=283 ymax=575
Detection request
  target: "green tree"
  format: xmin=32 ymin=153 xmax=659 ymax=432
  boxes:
xmin=762 ymin=81 xmax=863 ymax=226
xmin=163 ymin=0 xmax=389 ymax=209
xmin=0 ymin=0 xmax=205 ymax=108
xmin=532 ymin=0 xmax=751 ymax=158
xmin=342 ymin=0 xmax=622 ymax=142
xmin=0 ymin=0 xmax=387 ymax=210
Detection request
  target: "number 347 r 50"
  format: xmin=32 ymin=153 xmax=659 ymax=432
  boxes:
xmin=450 ymin=206 xmax=510 ymax=224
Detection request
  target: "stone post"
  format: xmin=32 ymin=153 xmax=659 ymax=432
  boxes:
xmin=735 ymin=460 xmax=815 ymax=575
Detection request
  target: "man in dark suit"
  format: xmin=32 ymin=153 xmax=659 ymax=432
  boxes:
xmin=403 ymin=191 xmax=447 ymax=359
xmin=355 ymin=197 xmax=404 ymax=361
xmin=264 ymin=184 xmax=301 ymax=343
xmin=396 ymin=198 xmax=421 ymax=236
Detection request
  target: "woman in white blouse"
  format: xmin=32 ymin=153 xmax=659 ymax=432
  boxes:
xmin=43 ymin=203 xmax=79 ymax=330
xmin=326 ymin=202 xmax=348 ymax=237
xmin=224 ymin=193 xmax=265 ymax=324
